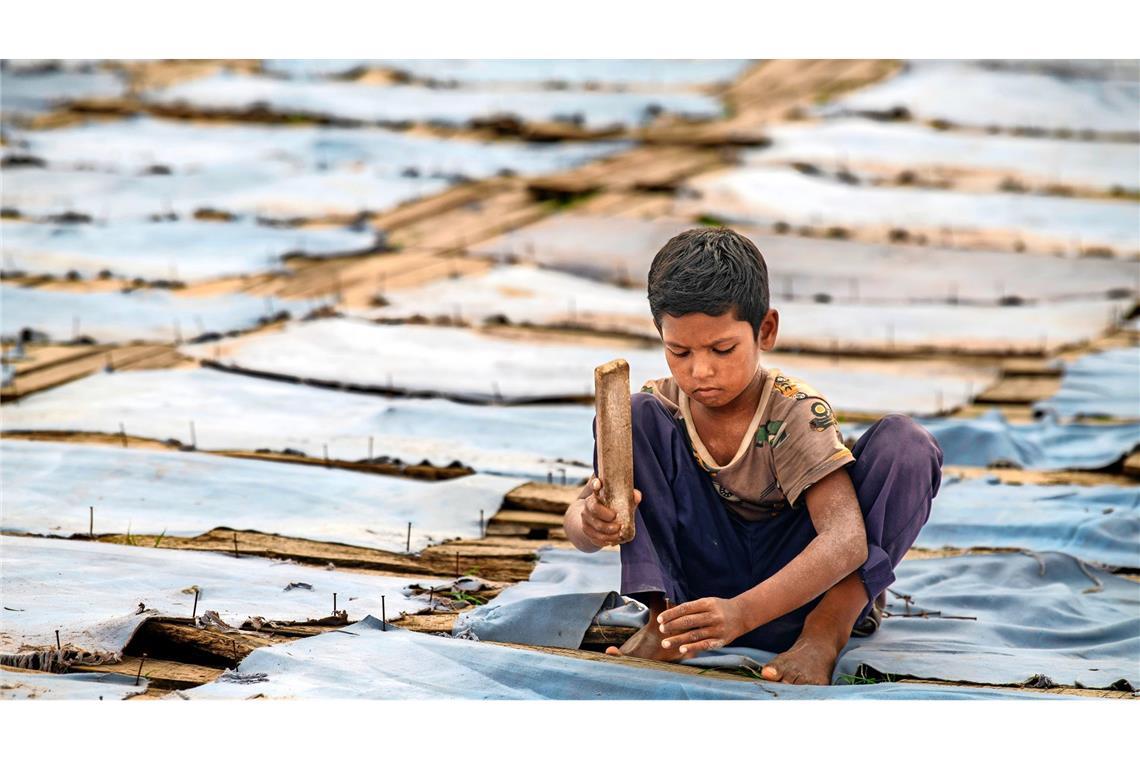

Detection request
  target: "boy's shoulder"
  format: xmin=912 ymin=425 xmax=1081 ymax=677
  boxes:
xmin=766 ymin=369 xmax=841 ymax=436
xmin=638 ymin=376 xmax=683 ymax=417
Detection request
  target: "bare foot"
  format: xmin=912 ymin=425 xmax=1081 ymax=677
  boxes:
xmin=604 ymin=620 xmax=686 ymax=663
xmin=759 ymin=636 xmax=840 ymax=685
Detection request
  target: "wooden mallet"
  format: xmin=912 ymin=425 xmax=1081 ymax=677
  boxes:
xmin=594 ymin=359 xmax=636 ymax=544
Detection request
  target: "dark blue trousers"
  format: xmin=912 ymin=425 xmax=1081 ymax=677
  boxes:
xmin=606 ymin=393 xmax=942 ymax=653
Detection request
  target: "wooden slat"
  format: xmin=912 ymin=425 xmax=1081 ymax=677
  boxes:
xmin=975 ymin=376 xmax=1061 ymax=405
xmin=489 ymin=510 xmax=566 ymax=529
xmin=72 ymin=656 xmax=223 ymax=690
xmin=504 ymin=482 xmax=579 ymax=514
xmin=2 ymin=343 xmax=173 ymax=401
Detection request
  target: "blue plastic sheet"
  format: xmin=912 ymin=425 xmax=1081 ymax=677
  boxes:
xmin=922 ymin=477 xmax=1140 ymax=568
xmin=182 ymin=617 xmax=1072 ymax=700
xmin=456 ymin=549 xmax=622 ymax=647
xmin=461 ymin=549 xmax=1139 ymax=689
xmin=849 ymin=410 xmax=1140 ymax=471
xmin=1034 ymin=347 xmax=1140 ymax=420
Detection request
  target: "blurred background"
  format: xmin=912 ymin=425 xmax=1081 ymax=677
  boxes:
xmin=1 ymin=59 xmax=1136 ymax=476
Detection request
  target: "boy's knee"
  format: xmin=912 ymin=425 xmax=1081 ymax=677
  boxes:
xmin=865 ymin=415 xmax=943 ymax=486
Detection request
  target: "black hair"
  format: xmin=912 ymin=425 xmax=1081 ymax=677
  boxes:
xmin=647 ymin=227 xmax=770 ymax=338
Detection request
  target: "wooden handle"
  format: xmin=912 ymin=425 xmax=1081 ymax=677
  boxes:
xmin=594 ymin=358 xmax=636 ymax=543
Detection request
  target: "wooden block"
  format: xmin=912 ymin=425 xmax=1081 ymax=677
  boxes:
xmin=504 ymin=482 xmax=578 ymax=514
xmin=594 ymin=359 xmax=636 ymax=543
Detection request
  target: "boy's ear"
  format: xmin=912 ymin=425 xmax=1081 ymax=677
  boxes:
xmin=759 ymin=309 xmax=779 ymax=351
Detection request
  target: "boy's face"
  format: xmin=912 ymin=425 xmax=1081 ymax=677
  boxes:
xmin=660 ymin=308 xmax=779 ymax=409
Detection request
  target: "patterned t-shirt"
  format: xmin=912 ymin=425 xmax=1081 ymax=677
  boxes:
xmin=640 ymin=367 xmax=855 ymax=521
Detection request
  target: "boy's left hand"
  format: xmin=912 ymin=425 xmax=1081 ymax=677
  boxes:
xmin=655 ymin=596 xmax=747 ymax=657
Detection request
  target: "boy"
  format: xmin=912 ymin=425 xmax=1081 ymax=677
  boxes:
xmin=563 ymin=227 xmax=943 ymax=685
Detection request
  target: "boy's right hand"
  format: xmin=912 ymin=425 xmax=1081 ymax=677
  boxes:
xmin=578 ymin=477 xmax=642 ymax=549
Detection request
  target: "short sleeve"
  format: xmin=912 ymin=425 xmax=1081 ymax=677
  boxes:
xmin=771 ymin=395 xmax=854 ymax=505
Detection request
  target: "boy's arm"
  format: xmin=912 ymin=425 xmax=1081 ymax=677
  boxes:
xmin=564 ymin=480 xmax=603 ymax=553
xmin=656 ymin=467 xmax=868 ymax=655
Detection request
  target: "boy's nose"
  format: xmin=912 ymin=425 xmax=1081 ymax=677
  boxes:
xmin=691 ymin=361 xmax=715 ymax=380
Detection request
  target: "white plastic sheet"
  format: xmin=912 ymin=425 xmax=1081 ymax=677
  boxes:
xmin=471 ymin=214 xmax=1138 ymax=302
xmin=751 ymin=118 xmax=1140 ymax=191
xmin=181 ymin=318 xmax=662 ymax=402
xmin=359 ymin=59 xmax=755 ymax=88
xmin=183 ymin=318 xmax=995 ymax=413
xmin=6 ymin=117 xmax=628 ymax=176
xmin=1 ymin=439 xmax=523 ymax=552
xmin=0 ymin=670 xmax=147 ymax=700
xmin=145 ymin=72 xmax=724 ymax=129
xmin=0 ymin=368 xmax=597 ymax=481
xmin=0 ymin=535 xmax=430 ymax=661
xmin=0 ymin=284 xmax=306 ymax=343
xmin=1 ymin=218 xmax=377 ymax=280
xmin=1 ymin=68 xmax=125 ymax=117
xmin=356 ymin=262 xmax=1127 ymax=354
xmin=2 ymin=165 xmax=449 ymax=223
xmin=820 ymin=60 xmax=1140 ymax=133
xmin=685 ymin=166 xmax=1140 ymax=255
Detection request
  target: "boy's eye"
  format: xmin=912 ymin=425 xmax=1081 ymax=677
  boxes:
xmin=713 ymin=346 xmax=736 ymax=355
xmin=669 ymin=350 xmax=690 ymax=358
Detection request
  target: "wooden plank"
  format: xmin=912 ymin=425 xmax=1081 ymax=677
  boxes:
xmin=944 ymin=465 xmax=1139 ymax=488
xmin=2 ymin=343 xmax=172 ymax=401
xmin=975 ymin=376 xmax=1061 ymax=405
xmin=488 ymin=510 xmax=566 ymax=529
xmin=504 ymin=482 xmax=579 ymax=514
xmin=1124 ymin=452 xmax=1140 ymax=479
xmin=595 ymin=358 xmax=635 ymax=542
xmin=72 ymin=656 xmax=223 ymax=690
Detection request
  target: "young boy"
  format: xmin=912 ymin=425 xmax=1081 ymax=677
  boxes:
xmin=563 ymin=227 xmax=943 ymax=685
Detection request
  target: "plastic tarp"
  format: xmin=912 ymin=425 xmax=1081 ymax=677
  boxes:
xmin=848 ymin=410 xmax=1140 ymax=471
xmin=470 ymin=214 xmax=1138 ymax=303
xmin=180 ymin=616 xmax=1068 ymax=700
xmin=923 ymin=477 xmax=1140 ymax=568
xmin=457 ymin=548 xmax=1139 ymax=689
xmin=750 ymin=118 xmax=1140 ymax=192
xmin=0 ymin=535 xmax=429 ymax=663
xmin=0 ymin=218 xmax=376 ymax=281
xmin=144 ymin=72 xmax=724 ymax=129
xmin=369 ymin=263 xmax=1132 ymax=355
xmin=0 ymin=670 xmax=148 ymax=700
xmin=357 ymin=274 xmax=997 ymax=413
xmin=5 ymin=116 xmax=628 ymax=176
xmin=351 ymin=59 xmax=755 ymax=88
xmin=0 ymin=284 xmax=306 ymax=343
xmin=685 ymin=166 xmax=1140 ymax=255
xmin=1034 ymin=347 xmax=1140 ymax=420
xmin=456 ymin=549 xmax=622 ymax=647
xmin=1 ymin=165 xmax=447 ymax=222
xmin=1 ymin=67 xmax=126 ymax=117
xmin=261 ymin=59 xmax=752 ymax=87
xmin=817 ymin=60 xmax=1140 ymax=134
xmin=0 ymin=439 xmax=522 ymax=553
xmin=0 ymin=368 xmax=597 ymax=481
xmin=185 ymin=318 xmax=994 ymax=415
xmin=182 ymin=318 xmax=669 ymax=402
